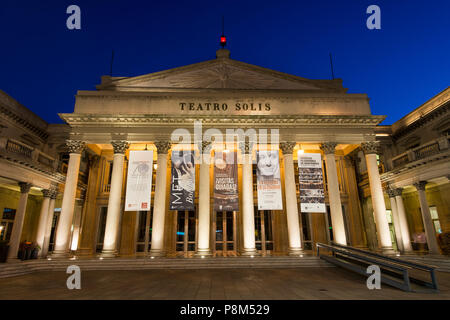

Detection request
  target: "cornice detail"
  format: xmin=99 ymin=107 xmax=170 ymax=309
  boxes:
xmin=320 ymin=142 xmax=337 ymax=155
xmin=361 ymin=141 xmax=380 ymax=155
xmin=66 ymin=140 xmax=86 ymax=154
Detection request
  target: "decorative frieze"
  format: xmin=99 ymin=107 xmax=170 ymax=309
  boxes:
xmin=320 ymin=142 xmax=337 ymax=155
xmin=18 ymin=182 xmax=32 ymax=193
xmin=393 ymin=188 xmax=403 ymax=197
xmin=280 ymin=142 xmax=296 ymax=155
xmin=361 ymin=141 xmax=380 ymax=155
xmin=66 ymin=140 xmax=86 ymax=154
xmin=154 ymin=141 xmax=171 ymax=154
xmin=111 ymin=140 xmax=129 ymax=154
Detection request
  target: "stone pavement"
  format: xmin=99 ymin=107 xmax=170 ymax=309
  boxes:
xmin=0 ymin=267 xmax=449 ymax=300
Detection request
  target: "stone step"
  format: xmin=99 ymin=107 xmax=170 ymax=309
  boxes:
xmin=0 ymin=256 xmax=332 ymax=278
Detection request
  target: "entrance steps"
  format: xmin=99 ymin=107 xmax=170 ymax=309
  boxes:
xmin=0 ymin=255 xmax=333 ymax=278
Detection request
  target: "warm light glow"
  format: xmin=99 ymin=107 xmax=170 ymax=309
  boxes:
xmin=299 ymin=254 xmax=304 ymax=258
xmin=298 ymin=150 xmax=304 ymax=154
xmin=47 ymin=257 xmax=52 ymax=261
xmin=153 ymin=164 xmax=157 ymax=170
xmin=250 ymin=255 xmax=254 ymax=258
xmin=99 ymin=257 xmax=104 ymax=260
xmin=150 ymin=256 xmax=155 ymax=259
xmin=201 ymin=255 xmax=205 ymax=259
xmin=223 ymin=149 xmax=229 ymax=153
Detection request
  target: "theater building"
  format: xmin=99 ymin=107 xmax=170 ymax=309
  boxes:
xmin=1 ymin=49 xmax=449 ymax=260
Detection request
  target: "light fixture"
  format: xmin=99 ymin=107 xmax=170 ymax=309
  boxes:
xmin=99 ymin=257 xmax=104 ymax=260
xmin=250 ymin=255 xmax=254 ymax=258
xmin=153 ymin=164 xmax=157 ymax=170
xmin=298 ymin=149 xmax=304 ymax=154
xmin=47 ymin=257 xmax=52 ymax=261
xmin=150 ymin=256 xmax=155 ymax=259
xmin=201 ymin=255 xmax=205 ymax=259
xmin=299 ymin=254 xmax=304 ymax=258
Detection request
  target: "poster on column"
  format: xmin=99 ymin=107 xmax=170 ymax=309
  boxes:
xmin=256 ymin=150 xmax=283 ymax=210
xmin=213 ymin=151 xmax=239 ymax=211
xmin=298 ymin=152 xmax=326 ymax=213
xmin=170 ymin=150 xmax=195 ymax=210
xmin=125 ymin=150 xmax=154 ymax=211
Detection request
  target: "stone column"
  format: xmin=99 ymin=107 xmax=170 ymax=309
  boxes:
xmin=320 ymin=142 xmax=347 ymax=245
xmin=196 ymin=141 xmax=212 ymax=257
xmin=361 ymin=142 xmax=393 ymax=253
xmin=414 ymin=181 xmax=440 ymax=254
xmin=280 ymin=142 xmax=303 ymax=255
xmin=240 ymin=141 xmax=258 ymax=255
xmin=35 ymin=189 xmax=52 ymax=256
xmin=386 ymin=188 xmax=403 ymax=252
xmin=101 ymin=141 xmax=129 ymax=257
xmin=52 ymin=140 xmax=85 ymax=257
xmin=41 ymin=190 xmax=57 ymax=257
xmin=70 ymin=190 xmax=85 ymax=252
xmin=8 ymin=182 xmax=32 ymax=259
xmin=149 ymin=141 xmax=171 ymax=257
xmin=393 ymin=188 xmax=412 ymax=252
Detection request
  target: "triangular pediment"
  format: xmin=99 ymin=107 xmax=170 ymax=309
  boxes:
xmin=97 ymin=50 xmax=345 ymax=92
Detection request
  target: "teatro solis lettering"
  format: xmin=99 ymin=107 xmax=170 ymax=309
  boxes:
xmin=179 ymin=102 xmax=271 ymax=111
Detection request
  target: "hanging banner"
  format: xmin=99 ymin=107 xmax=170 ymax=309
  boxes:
xmin=298 ymin=152 xmax=326 ymax=213
xmin=170 ymin=150 xmax=195 ymax=210
xmin=125 ymin=150 xmax=154 ymax=211
xmin=213 ymin=151 xmax=239 ymax=211
xmin=256 ymin=150 xmax=283 ymax=210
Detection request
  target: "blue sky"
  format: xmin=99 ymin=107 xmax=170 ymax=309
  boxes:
xmin=0 ymin=0 xmax=449 ymax=124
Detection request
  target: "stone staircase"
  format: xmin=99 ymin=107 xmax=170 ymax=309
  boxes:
xmin=0 ymin=256 xmax=333 ymax=278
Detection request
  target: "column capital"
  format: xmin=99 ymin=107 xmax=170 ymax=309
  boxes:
xmin=66 ymin=140 xmax=86 ymax=154
xmin=413 ymin=181 xmax=427 ymax=191
xmin=279 ymin=142 xmax=296 ymax=154
xmin=50 ymin=189 xmax=58 ymax=200
xmin=361 ymin=141 xmax=380 ymax=155
xmin=320 ymin=142 xmax=337 ymax=155
xmin=393 ymin=188 xmax=403 ymax=197
xmin=198 ymin=141 xmax=212 ymax=154
xmin=42 ymin=189 xmax=52 ymax=198
xmin=111 ymin=140 xmax=129 ymax=154
xmin=386 ymin=188 xmax=396 ymax=198
xmin=154 ymin=141 xmax=171 ymax=154
xmin=18 ymin=182 xmax=32 ymax=194
xmin=239 ymin=141 xmax=254 ymax=155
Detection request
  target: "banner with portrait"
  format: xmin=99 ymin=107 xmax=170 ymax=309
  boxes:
xmin=256 ymin=150 xmax=283 ymax=210
xmin=298 ymin=152 xmax=326 ymax=213
xmin=213 ymin=151 xmax=239 ymax=211
xmin=125 ymin=150 xmax=154 ymax=211
xmin=170 ymin=150 xmax=195 ymax=211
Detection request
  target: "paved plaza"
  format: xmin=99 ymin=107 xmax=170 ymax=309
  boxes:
xmin=0 ymin=267 xmax=449 ymax=300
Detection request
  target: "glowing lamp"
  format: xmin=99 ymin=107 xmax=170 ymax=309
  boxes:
xmin=220 ymin=36 xmax=226 ymax=47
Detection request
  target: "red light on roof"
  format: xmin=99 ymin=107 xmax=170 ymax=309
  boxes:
xmin=220 ymin=36 xmax=226 ymax=43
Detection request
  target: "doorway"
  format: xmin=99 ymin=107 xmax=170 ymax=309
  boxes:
xmin=254 ymin=209 xmax=274 ymax=256
xmin=136 ymin=208 xmax=153 ymax=254
xmin=213 ymin=211 xmax=237 ymax=257
xmin=175 ymin=210 xmax=197 ymax=257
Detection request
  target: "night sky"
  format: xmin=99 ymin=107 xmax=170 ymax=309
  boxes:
xmin=0 ymin=0 xmax=449 ymax=124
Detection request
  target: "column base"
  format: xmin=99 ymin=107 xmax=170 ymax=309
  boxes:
xmin=288 ymin=247 xmax=306 ymax=256
xmin=148 ymin=248 xmax=166 ymax=258
xmin=380 ymin=246 xmax=397 ymax=256
xmin=50 ymin=250 xmax=71 ymax=259
xmin=99 ymin=249 xmax=118 ymax=259
xmin=240 ymin=248 xmax=260 ymax=256
xmin=194 ymin=249 xmax=212 ymax=258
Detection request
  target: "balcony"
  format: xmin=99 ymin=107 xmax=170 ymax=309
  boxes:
xmin=0 ymin=138 xmax=58 ymax=173
xmin=390 ymin=136 xmax=449 ymax=170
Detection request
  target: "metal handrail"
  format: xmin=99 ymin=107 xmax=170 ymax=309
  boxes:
xmin=316 ymin=242 xmax=439 ymax=291
xmin=329 ymin=242 xmax=438 ymax=271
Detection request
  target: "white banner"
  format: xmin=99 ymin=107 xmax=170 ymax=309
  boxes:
xmin=298 ymin=152 xmax=326 ymax=213
xmin=256 ymin=151 xmax=283 ymax=210
xmin=125 ymin=150 xmax=154 ymax=211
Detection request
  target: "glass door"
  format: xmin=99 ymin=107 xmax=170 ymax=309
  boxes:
xmin=175 ymin=210 xmax=197 ymax=257
xmin=214 ymin=211 xmax=237 ymax=257
xmin=136 ymin=208 xmax=153 ymax=254
xmin=254 ymin=208 xmax=274 ymax=256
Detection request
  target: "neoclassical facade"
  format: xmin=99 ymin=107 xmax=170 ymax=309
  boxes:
xmin=1 ymin=50 xmax=449 ymax=260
